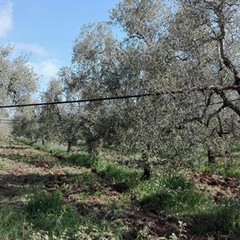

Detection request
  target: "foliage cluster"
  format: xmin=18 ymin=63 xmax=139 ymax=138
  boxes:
xmin=0 ymin=46 xmax=37 ymax=142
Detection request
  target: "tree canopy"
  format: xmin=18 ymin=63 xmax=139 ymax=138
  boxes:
xmin=0 ymin=46 xmax=38 ymax=141
xmin=11 ymin=0 xmax=240 ymax=165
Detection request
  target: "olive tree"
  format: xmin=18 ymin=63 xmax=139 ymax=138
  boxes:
xmin=0 ymin=45 xmax=38 ymax=140
xmin=67 ymin=23 xmax=127 ymax=156
xmin=12 ymin=107 xmax=39 ymax=141
xmin=164 ymin=0 xmax=240 ymax=161
xmin=0 ymin=109 xmax=12 ymax=142
xmin=0 ymin=46 xmax=37 ymax=105
xmin=107 ymin=0 xmax=240 ymax=165
xmin=36 ymin=79 xmax=64 ymax=145
xmin=37 ymin=74 xmax=84 ymax=152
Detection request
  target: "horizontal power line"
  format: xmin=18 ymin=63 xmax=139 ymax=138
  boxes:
xmin=0 ymin=93 xmax=155 ymax=109
xmin=0 ymin=86 xmax=210 ymax=109
xmin=0 ymin=86 xmax=239 ymax=109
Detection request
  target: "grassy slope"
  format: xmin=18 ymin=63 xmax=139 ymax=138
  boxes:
xmin=0 ymin=140 xmax=239 ymax=239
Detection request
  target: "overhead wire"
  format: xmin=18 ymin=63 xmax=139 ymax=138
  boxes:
xmin=0 ymin=93 xmax=154 ymax=109
xmin=0 ymin=85 xmax=210 ymax=109
xmin=0 ymin=86 xmax=239 ymax=110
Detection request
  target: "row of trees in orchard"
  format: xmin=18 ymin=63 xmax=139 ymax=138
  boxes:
xmin=12 ymin=0 xmax=240 ymax=165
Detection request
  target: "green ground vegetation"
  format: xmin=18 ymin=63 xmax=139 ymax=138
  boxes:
xmin=0 ymin=140 xmax=239 ymax=239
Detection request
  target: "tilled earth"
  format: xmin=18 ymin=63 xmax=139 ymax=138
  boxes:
xmin=188 ymin=173 xmax=240 ymax=203
xmin=0 ymin=143 xmax=239 ymax=239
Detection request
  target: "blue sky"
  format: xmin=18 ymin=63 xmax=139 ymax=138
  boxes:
xmin=0 ymin=0 xmax=121 ymax=93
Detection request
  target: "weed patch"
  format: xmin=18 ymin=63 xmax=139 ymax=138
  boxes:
xmin=191 ymin=199 xmax=240 ymax=238
xmin=199 ymin=162 xmax=240 ymax=179
xmin=94 ymin=159 xmax=141 ymax=188
xmin=25 ymin=190 xmax=80 ymax=235
xmin=136 ymin=174 xmax=212 ymax=216
xmin=68 ymin=154 xmax=96 ymax=168
xmin=0 ymin=205 xmax=27 ymax=239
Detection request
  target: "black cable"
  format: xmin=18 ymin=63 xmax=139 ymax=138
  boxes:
xmin=0 ymin=87 xmax=239 ymax=109
xmin=0 ymin=93 xmax=155 ymax=109
xmin=0 ymin=85 xmax=210 ymax=109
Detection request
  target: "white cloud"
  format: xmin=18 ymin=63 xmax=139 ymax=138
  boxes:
xmin=31 ymin=59 xmax=61 ymax=92
xmin=0 ymin=0 xmax=13 ymax=38
xmin=31 ymin=58 xmax=61 ymax=81
xmin=40 ymin=59 xmax=60 ymax=78
xmin=16 ymin=43 xmax=49 ymax=57
xmin=33 ymin=59 xmax=61 ymax=79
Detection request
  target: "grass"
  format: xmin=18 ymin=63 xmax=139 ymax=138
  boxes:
xmin=0 ymin=205 xmax=27 ymax=240
xmin=1 ymin=139 xmax=240 ymax=239
xmin=0 ymin=193 xmax=127 ymax=240
xmin=94 ymin=159 xmax=141 ymax=187
xmin=0 ymin=140 xmax=135 ymax=239
xmin=135 ymin=174 xmax=240 ymax=238
xmin=24 ymin=190 xmax=129 ymax=239
xmin=191 ymin=199 xmax=240 ymax=238
xmin=25 ymin=190 xmax=82 ymax=236
xmin=17 ymin=137 xmax=67 ymax=154
xmin=67 ymin=154 xmax=96 ymax=168
xmin=197 ymin=160 xmax=240 ymax=179
xmin=135 ymin=174 xmax=212 ymax=216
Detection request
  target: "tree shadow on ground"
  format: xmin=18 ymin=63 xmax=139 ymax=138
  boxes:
xmin=0 ymin=171 xmax=95 ymax=205
xmin=67 ymin=195 xmax=179 ymax=239
xmin=0 ymin=168 xmax=211 ymax=238
xmin=0 ymin=151 xmax=59 ymax=168
xmin=0 ymin=145 xmax=30 ymax=150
